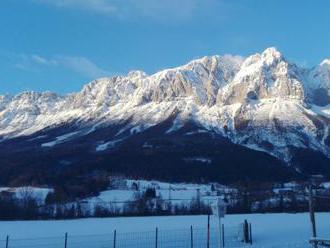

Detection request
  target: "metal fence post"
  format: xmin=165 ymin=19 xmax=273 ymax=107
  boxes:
xmin=309 ymin=184 xmax=317 ymax=248
xmin=249 ymin=223 xmax=252 ymax=244
xmin=113 ymin=230 xmax=117 ymax=248
xmin=222 ymin=224 xmax=225 ymax=247
xmin=207 ymin=215 xmax=210 ymax=248
xmin=190 ymin=225 xmax=193 ymax=248
xmin=155 ymin=228 xmax=158 ymax=248
xmin=64 ymin=233 xmax=68 ymax=248
xmin=243 ymin=220 xmax=249 ymax=243
xmin=5 ymin=236 xmax=9 ymax=248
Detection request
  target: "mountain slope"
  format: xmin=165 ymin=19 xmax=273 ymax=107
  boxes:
xmin=0 ymin=47 xmax=329 ymax=184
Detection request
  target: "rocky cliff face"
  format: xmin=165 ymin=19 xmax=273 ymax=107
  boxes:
xmin=0 ymin=48 xmax=329 ymax=166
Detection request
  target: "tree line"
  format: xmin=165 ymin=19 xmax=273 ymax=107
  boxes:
xmin=0 ymin=187 xmax=211 ymax=220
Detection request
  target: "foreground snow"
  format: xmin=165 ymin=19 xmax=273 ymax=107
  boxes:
xmin=0 ymin=212 xmax=329 ymax=247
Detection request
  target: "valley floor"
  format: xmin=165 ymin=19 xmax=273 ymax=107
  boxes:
xmin=0 ymin=212 xmax=329 ymax=247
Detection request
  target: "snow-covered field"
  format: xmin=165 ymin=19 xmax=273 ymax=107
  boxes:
xmin=84 ymin=179 xmax=234 ymax=210
xmin=0 ymin=212 xmax=329 ymax=247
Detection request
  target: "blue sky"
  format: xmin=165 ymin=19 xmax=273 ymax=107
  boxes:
xmin=0 ymin=0 xmax=330 ymax=95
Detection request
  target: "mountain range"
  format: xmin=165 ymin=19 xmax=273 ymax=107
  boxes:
xmin=0 ymin=47 xmax=329 ymax=185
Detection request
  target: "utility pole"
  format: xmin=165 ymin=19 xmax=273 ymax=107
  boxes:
xmin=197 ymin=189 xmax=201 ymax=211
xmin=309 ymin=184 xmax=317 ymax=248
xmin=211 ymin=198 xmax=226 ymax=248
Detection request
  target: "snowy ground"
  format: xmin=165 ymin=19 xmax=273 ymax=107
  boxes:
xmin=84 ymin=179 xmax=235 ymax=210
xmin=0 ymin=212 xmax=329 ymax=247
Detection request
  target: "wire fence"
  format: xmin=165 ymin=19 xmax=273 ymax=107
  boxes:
xmin=0 ymin=226 xmax=244 ymax=248
xmin=0 ymin=225 xmax=311 ymax=248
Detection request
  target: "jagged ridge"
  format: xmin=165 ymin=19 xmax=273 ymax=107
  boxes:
xmin=0 ymin=47 xmax=329 ymax=165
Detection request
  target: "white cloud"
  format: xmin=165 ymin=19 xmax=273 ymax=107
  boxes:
xmin=126 ymin=0 xmax=200 ymax=21
xmin=31 ymin=55 xmax=58 ymax=66
xmin=32 ymin=0 xmax=223 ymax=22
xmin=15 ymin=54 xmax=110 ymax=78
xmin=34 ymin=0 xmax=117 ymax=15
xmin=57 ymin=56 xmax=108 ymax=78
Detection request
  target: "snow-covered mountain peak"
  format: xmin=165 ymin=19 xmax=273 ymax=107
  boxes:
xmin=127 ymin=70 xmax=148 ymax=79
xmin=321 ymin=59 xmax=330 ymax=67
xmin=261 ymin=47 xmax=283 ymax=65
xmin=309 ymin=59 xmax=330 ymax=89
xmin=0 ymin=48 xmax=329 ymax=165
xmin=241 ymin=47 xmax=284 ymax=69
xmin=217 ymin=47 xmax=305 ymax=105
xmin=9 ymin=91 xmax=61 ymax=107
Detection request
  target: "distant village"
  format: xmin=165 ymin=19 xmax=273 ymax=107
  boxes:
xmin=1 ymin=175 xmax=330 ymax=220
